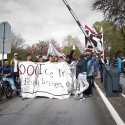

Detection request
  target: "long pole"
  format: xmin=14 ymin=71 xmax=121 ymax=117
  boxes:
xmin=2 ymin=22 xmax=6 ymax=66
xmin=63 ymin=0 xmax=97 ymax=52
xmin=63 ymin=0 xmax=104 ymax=63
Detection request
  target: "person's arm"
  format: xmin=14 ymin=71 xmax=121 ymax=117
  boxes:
xmin=86 ymin=52 xmax=93 ymax=62
xmin=69 ymin=45 xmax=75 ymax=61
xmin=86 ymin=48 xmax=95 ymax=62
xmin=69 ymin=50 xmax=74 ymax=61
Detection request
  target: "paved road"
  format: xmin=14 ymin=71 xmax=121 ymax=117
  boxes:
xmin=0 ymin=90 xmax=116 ymax=125
xmin=120 ymin=74 xmax=125 ymax=92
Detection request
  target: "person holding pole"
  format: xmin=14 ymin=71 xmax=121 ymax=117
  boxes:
xmin=75 ymin=48 xmax=95 ymax=101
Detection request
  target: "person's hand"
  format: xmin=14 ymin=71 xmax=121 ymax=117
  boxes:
xmin=5 ymin=74 xmax=8 ymax=77
xmin=73 ymin=44 xmax=75 ymax=50
xmin=92 ymin=47 xmax=95 ymax=53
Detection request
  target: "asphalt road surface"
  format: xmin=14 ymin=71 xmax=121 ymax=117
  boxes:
xmin=0 ymin=90 xmax=116 ymax=125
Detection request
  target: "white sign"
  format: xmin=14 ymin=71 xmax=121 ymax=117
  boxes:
xmin=19 ymin=62 xmax=76 ymax=99
xmin=0 ymin=54 xmax=7 ymax=60
xmin=0 ymin=22 xmax=11 ymax=54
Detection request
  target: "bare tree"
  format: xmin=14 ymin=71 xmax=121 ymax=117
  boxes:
xmin=10 ymin=32 xmax=25 ymax=49
xmin=62 ymin=35 xmax=84 ymax=52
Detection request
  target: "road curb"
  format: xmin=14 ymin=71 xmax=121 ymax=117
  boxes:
xmin=121 ymin=93 xmax=125 ymax=98
xmin=94 ymin=82 xmax=125 ymax=125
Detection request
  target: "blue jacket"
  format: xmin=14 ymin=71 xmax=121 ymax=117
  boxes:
xmin=118 ymin=57 xmax=122 ymax=73
xmin=0 ymin=65 xmax=14 ymax=77
xmin=87 ymin=55 xmax=96 ymax=76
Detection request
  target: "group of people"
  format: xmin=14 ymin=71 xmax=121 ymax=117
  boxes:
xmin=0 ymin=46 xmax=124 ymax=101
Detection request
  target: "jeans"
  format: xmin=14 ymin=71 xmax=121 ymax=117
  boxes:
xmin=78 ymin=72 xmax=89 ymax=95
xmin=2 ymin=77 xmax=17 ymax=91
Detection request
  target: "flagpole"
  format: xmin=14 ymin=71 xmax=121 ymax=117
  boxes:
xmin=63 ymin=0 xmax=104 ymax=63
xmin=101 ymin=26 xmax=104 ymax=60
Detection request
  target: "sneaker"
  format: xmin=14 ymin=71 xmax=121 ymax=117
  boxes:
xmin=22 ymin=97 xmax=27 ymax=100
xmin=75 ymin=91 xmax=79 ymax=97
xmin=80 ymin=97 xmax=86 ymax=101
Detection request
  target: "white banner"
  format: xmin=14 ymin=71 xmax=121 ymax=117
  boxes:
xmin=19 ymin=62 xmax=76 ymax=99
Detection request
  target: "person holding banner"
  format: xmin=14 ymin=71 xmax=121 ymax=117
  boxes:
xmin=26 ymin=53 xmax=32 ymax=62
xmin=48 ymin=55 xmax=53 ymax=63
xmin=75 ymin=48 xmax=95 ymax=101
xmin=38 ymin=56 xmax=43 ymax=62
xmin=54 ymin=56 xmax=59 ymax=62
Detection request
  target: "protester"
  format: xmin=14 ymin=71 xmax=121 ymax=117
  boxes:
xmin=105 ymin=57 xmax=110 ymax=66
xmin=26 ymin=53 xmax=32 ymax=62
xmin=59 ymin=56 xmax=64 ymax=62
xmin=84 ymin=54 xmax=96 ymax=96
xmin=54 ymin=56 xmax=59 ymax=62
xmin=122 ymin=56 xmax=125 ymax=77
xmin=38 ymin=56 xmax=43 ymax=62
xmin=0 ymin=59 xmax=17 ymax=93
xmin=75 ymin=48 xmax=95 ymax=101
xmin=48 ymin=55 xmax=53 ymax=63
xmin=98 ymin=57 xmax=104 ymax=83
xmin=112 ymin=51 xmax=123 ymax=73
xmin=91 ymin=57 xmax=98 ymax=88
xmin=10 ymin=53 xmax=19 ymax=82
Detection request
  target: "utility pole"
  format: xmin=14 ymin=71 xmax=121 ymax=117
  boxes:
xmin=2 ymin=22 xmax=6 ymax=65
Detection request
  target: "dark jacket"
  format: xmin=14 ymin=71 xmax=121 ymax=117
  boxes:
xmin=0 ymin=65 xmax=14 ymax=77
xmin=76 ymin=53 xmax=93 ymax=78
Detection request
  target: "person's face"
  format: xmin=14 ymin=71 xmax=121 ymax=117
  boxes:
xmin=59 ymin=58 xmax=64 ymax=62
xmin=14 ymin=55 xmax=18 ymax=59
xmin=38 ymin=58 xmax=43 ymax=62
xmin=118 ymin=52 xmax=123 ymax=58
xmin=66 ymin=57 xmax=70 ymax=62
xmin=49 ymin=57 xmax=53 ymax=62
xmin=4 ymin=61 xmax=10 ymax=66
xmin=54 ymin=57 xmax=58 ymax=62
xmin=27 ymin=56 xmax=32 ymax=61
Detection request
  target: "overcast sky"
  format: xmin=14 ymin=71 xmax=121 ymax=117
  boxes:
xmin=0 ymin=0 xmax=103 ymax=46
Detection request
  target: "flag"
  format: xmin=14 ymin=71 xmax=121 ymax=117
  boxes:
xmin=85 ymin=25 xmax=104 ymax=56
xmin=47 ymin=42 xmax=64 ymax=57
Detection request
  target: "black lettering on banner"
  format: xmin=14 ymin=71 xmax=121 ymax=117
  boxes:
xmin=66 ymin=82 xmax=71 ymax=88
xmin=27 ymin=65 xmax=35 ymax=76
xmin=35 ymin=66 xmax=38 ymax=75
xmin=59 ymin=69 xmax=61 ymax=77
xmin=50 ymin=72 xmax=53 ymax=78
xmin=24 ymin=78 xmax=28 ymax=85
xmin=62 ymin=71 xmax=65 ymax=77
xmin=38 ymin=64 xmax=43 ymax=75
xmin=45 ymin=69 xmax=53 ymax=78
xmin=59 ymin=69 xmax=65 ymax=77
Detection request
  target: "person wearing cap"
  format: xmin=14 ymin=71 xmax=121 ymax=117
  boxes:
xmin=75 ymin=48 xmax=95 ymax=101
xmin=10 ymin=53 xmax=19 ymax=83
